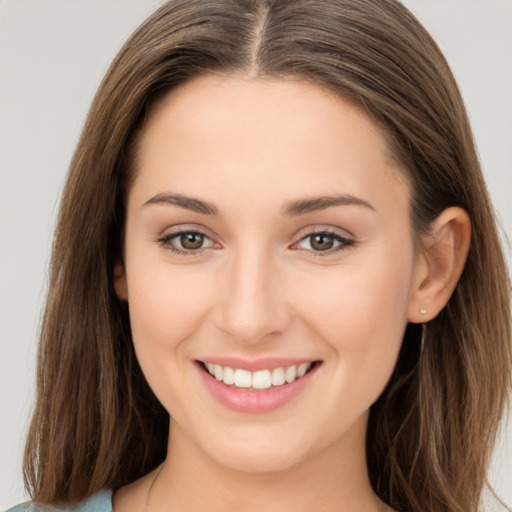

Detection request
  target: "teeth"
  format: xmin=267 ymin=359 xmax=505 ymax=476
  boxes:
xmin=252 ymin=370 xmax=272 ymax=389
xmin=285 ymin=365 xmax=297 ymax=383
xmin=234 ymin=369 xmax=252 ymax=388
xmin=203 ymin=361 xmax=313 ymax=389
xmin=271 ymin=367 xmax=285 ymax=386
xmin=223 ymin=366 xmax=235 ymax=385
xmin=297 ymin=363 xmax=309 ymax=378
xmin=214 ymin=364 xmax=223 ymax=381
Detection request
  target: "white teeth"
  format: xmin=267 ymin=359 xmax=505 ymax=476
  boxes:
xmin=234 ymin=369 xmax=252 ymax=388
xmin=203 ymin=361 xmax=313 ymax=389
xmin=214 ymin=364 xmax=223 ymax=381
xmin=252 ymin=370 xmax=272 ymax=390
xmin=285 ymin=365 xmax=297 ymax=383
xmin=271 ymin=367 xmax=285 ymax=386
xmin=297 ymin=363 xmax=309 ymax=378
xmin=223 ymin=366 xmax=235 ymax=385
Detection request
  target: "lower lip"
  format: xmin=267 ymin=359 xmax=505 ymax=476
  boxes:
xmin=196 ymin=362 xmax=320 ymax=414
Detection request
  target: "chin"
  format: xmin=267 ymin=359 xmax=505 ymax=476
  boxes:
xmin=194 ymin=424 xmax=320 ymax=475
xmin=214 ymin=446 xmax=306 ymax=474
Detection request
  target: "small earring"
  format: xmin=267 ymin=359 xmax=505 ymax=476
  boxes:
xmin=419 ymin=308 xmax=427 ymax=315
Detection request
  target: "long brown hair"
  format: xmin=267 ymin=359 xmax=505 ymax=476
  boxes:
xmin=24 ymin=1 xmax=511 ymax=511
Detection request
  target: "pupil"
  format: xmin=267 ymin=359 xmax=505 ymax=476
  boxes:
xmin=181 ymin=233 xmax=204 ymax=250
xmin=311 ymin=233 xmax=333 ymax=251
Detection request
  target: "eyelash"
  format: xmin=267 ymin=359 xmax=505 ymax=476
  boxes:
xmin=292 ymin=230 xmax=355 ymax=257
xmin=156 ymin=229 xmax=355 ymax=257
xmin=156 ymin=230 xmax=215 ymax=256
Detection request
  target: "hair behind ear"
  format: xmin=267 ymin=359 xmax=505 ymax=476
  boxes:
xmin=368 ymin=212 xmax=510 ymax=512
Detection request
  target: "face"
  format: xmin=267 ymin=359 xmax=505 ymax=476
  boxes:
xmin=116 ymin=74 xmax=420 ymax=474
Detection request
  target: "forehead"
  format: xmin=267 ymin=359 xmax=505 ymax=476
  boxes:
xmin=131 ymin=74 xmax=409 ymax=215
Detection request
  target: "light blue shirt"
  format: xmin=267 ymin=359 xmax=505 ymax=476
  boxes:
xmin=5 ymin=489 xmax=113 ymax=512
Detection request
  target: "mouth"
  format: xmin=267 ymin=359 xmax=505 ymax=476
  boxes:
xmin=197 ymin=360 xmax=322 ymax=391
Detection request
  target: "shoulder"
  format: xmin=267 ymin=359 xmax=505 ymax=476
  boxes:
xmin=5 ymin=489 xmax=113 ymax=512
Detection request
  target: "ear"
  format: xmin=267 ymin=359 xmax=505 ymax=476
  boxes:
xmin=408 ymin=207 xmax=471 ymax=323
xmin=114 ymin=261 xmax=128 ymax=301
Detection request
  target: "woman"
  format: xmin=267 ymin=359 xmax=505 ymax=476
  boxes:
xmin=8 ymin=0 xmax=511 ymax=511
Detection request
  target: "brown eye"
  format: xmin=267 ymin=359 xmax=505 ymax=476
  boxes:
xmin=310 ymin=233 xmax=334 ymax=251
xmin=157 ymin=230 xmax=215 ymax=254
xmin=294 ymin=231 xmax=354 ymax=255
xmin=180 ymin=232 xmax=204 ymax=250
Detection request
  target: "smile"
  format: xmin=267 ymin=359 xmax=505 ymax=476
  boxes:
xmin=201 ymin=361 xmax=315 ymax=390
xmin=196 ymin=359 xmax=322 ymax=413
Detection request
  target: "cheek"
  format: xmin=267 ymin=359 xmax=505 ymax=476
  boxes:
xmin=298 ymin=254 xmax=412 ymax=332
xmin=293 ymin=248 xmax=414 ymax=389
xmin=124 ymin=256 xmax=219 ymax=414
xmin=125 ymin=256 xmax=215 ymax=355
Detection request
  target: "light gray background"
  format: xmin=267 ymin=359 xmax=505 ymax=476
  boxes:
xmin=1 ymin=0 xmax=511 ymax=508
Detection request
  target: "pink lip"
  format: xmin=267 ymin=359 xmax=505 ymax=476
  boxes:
xmin=196 ymin=357 xmax=316 ymax=372
xmin=195 ymin=360 xmax=321 ymax=414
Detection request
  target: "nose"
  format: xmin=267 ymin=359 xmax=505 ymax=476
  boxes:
xmin=215 ymin=245 xmax=290 ymax=345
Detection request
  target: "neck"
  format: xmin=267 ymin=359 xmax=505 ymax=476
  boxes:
xmin=147 ymin=414 xmax=388 ymax=512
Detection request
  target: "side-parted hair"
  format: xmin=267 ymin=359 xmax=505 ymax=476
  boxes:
xmin=24 ymin=1 xmax=511 ymax=511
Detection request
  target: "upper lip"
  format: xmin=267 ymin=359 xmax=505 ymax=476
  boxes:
xmin=196 ymin=357 xmax=321 ymax=371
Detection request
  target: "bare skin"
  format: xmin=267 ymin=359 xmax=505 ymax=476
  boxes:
xmin=113 ymin=75 xmax=470 ymax=512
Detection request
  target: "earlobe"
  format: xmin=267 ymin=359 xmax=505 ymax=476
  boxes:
xmin=114 ymin=261 xmax=128 ymax=301
xmin=408 ymin=207 xmax=471 ymax=323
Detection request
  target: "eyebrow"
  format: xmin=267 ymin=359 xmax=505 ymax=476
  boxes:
xmin=142 ymin=192 xmax=375 ymax=216
xmin=143 ymin=192 xmax=219 ymax=215
xmin=281 ymin=194 xmax=375 ymax=216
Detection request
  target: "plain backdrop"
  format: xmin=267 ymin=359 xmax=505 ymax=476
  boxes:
xmin=1 ymin=0 xmax=511 ymax=509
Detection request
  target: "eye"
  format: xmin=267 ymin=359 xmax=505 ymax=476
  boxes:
xmin=157 ymin=230 xmax=216 ymax=255
xmin=294 ymin=231 xmax=354 ymax=255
